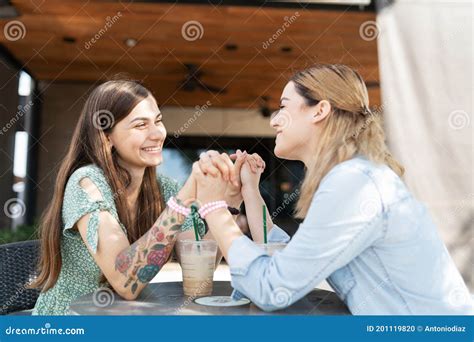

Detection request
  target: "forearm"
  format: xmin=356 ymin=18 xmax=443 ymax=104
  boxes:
xmin=204 ymin=208 xmax=243 ymax=260
xmin=225 ymin=193 xmax=243 ymax=211
xmin=114 ymin=205 xmax=185 ymax=299
xmin=242 ymin=187 xmax=274 ymax=243
xmin=202 ymin=228 xmax=224 ymax=267
xmin=201 ymin=203 xmax=243 ymax=267
xmin=114 ymin=181 xmax=195 ymax=299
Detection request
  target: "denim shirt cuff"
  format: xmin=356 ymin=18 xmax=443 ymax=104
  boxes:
xmin=268 ymin=224 xmax=291 ymax=243
xmin=231 ymin=289 xmax=247 ymax=300
xmin=228 ymin=235 xmax=267 ymax=276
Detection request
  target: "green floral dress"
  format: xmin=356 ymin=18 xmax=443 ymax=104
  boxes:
xmin=32 ymin=164 xmax=204 ymax=315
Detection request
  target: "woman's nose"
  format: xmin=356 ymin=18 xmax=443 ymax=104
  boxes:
xmin=270 ymin=111 xmax=279 ymax=129
xmin=149 ymin=124 xmax=166 ymax=140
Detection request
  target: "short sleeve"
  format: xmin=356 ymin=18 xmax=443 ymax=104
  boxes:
xmin=157 ymin=174 xmax=206 ymax=238
xmin=62 ymin=166 xmax=125 ymax=254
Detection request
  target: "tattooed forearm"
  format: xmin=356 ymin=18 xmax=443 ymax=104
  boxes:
xmin=114 ymin=205 xmax=186 ymax=295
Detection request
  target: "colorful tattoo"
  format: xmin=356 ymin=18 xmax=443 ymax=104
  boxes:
xmin=114 ymin=206 xmax=185 ymax=295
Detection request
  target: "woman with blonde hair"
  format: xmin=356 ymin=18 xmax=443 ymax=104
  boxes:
xmin=193 ymin=64 xmax=473 ymax=315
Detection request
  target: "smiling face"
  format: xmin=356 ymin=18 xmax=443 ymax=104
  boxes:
xmin=107 ymin=96 xmax=166 ymax=170
xmin=270 ymin=81 xmax=333 ymax=164
xmin=269 ymin=82 xmax=317 ymax=162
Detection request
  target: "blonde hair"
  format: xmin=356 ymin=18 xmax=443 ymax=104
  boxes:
xmin=292 ymin=64 xmax=404 ymax=218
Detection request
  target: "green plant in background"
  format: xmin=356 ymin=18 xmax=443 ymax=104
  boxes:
xmin=0 ymin=223 xmax=39 ymax=244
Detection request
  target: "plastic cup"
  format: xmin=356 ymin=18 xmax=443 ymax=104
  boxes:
xmin=178 ymin=240 xmax=217 ymax=297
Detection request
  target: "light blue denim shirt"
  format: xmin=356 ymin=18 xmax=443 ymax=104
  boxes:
xmin=228 ymin=155 xmax=474 ymax=315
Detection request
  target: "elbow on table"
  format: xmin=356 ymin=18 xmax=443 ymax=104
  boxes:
xmin=247 ymin=286 xmax=298 ymax=312
xmin=251 ymin=297 xmax=284 ymax=313
xmin=107 ymin=275 xmax=141 ymax=301
xmin=262 ymin=306 xmax=282 ymax=313
xmin=115 ymin=288 xmax=139 ymax=301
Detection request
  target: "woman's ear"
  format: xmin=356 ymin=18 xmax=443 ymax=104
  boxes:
xmin=311 ymin=100 xmax=332 ymax=123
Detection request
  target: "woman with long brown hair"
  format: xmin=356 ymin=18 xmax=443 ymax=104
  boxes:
xmin=192 ymin=64 xmax=473 ymax=315
xmin=30 ymin=79 xmax=247 ymax=315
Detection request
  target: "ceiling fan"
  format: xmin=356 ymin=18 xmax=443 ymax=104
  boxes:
xmin=178 ymin=63 xmax=227 ymax=94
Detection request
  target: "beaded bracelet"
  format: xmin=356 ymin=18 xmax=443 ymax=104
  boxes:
xmin=167 ymin=197 xmax=191 ymax=216
xmin=198 ymin=200 xmax=228 ymax=219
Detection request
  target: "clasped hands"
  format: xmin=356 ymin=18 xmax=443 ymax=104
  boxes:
xmin=187 ymin=150 xmax=265 ymax=208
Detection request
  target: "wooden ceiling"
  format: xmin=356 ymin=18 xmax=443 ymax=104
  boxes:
xmin=0 ymin=0 xmax=380 ymax=109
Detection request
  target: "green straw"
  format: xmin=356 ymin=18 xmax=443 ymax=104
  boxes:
xmin=191 ymin=205 xmax=200 ymax=241
xmin=263 ymin=205 xmax=267 ymax=244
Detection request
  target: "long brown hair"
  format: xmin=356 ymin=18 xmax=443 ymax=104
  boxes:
xmin=292 ymin=64 xmax=404 ymax=218
xmin=31 ymin=80 xmax=164 ymax=291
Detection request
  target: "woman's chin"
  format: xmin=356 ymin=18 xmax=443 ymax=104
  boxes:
xmin=274 ymin=145 xmax=297 ymax=161
xmin=141 ymin=156 xmax=162 ymax=167
xmin=274 ymin=145 xmax=287 ymax=159
xmin=148 ymin=159 xmax=162 ymax=167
